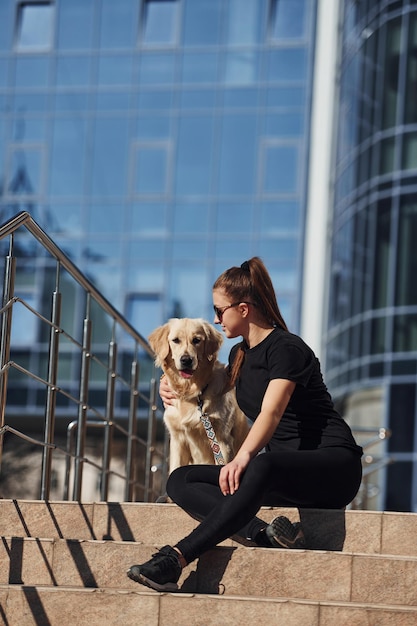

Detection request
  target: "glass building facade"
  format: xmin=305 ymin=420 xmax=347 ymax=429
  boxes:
xmin=0 ymin=1 xmax=317 ymax=417
xmin=327 ymin=0 xmax=417 ymax=511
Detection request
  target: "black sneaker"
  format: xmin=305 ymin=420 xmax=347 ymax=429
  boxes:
xmin=265 ymin=516 xmax=305 ymax=549
xmin=127 ymin=545 xmax=182 ymax=592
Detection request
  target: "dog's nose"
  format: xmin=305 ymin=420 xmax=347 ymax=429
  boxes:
xmin=180 ymin=355 xmax=193 ymax=369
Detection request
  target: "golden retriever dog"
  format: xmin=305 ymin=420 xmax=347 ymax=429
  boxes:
xmin=148 ymin=318 xmax=249 ymax=473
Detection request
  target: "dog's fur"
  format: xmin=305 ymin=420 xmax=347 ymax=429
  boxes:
xmin=149 ymin=318 xmax=249 ymax=473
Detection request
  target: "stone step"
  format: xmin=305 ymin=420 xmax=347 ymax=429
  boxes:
xmin=1 ymin=585 xmax=417 ymax=626
xmin=0 ymin=500 xmax=416 ymax=556
xmin=2 ymin=536 xmax=417 ymax=607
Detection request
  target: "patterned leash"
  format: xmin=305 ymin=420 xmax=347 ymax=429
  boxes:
xmin=197 ymin=391 xmax=226 ymax=466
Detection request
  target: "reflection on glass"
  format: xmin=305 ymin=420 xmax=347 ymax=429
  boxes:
xmin=182 ymin=52 xmax=218 ymax=83
xmin=405 ymin=13 xmax=417 ymax=124
xmin=126 ymin=294 xmax=164 ymax=342
xmin=15 ymin=57 xmax=50 ymax=88
xmin=88 ymin=204 xmax=126 ymax=235
xmin=11 ymin=296 xmax=38 ymax=345
xmin=183 ymin=0 xmax=222 ymax=46
xmin=92 ymin=117 xmax=129 ymax=196
xmin=271 ymin=0 xmax=306 ymax=39
xmin=137 ymin=90 xmax=173 ymax=110
xmin=393 ymin=314 xmax=417 ymax=352
xmin=12 ymin=116 xmax=46 ymax=142
xmin=224 ymin=50 xmax=258 ymax=85
xmin=216 ymin=204 xmax=253 ymax=233
xmin=13 ymin=93 xmax=48 ymax=112
xmin=96 ymin=92 xmax=130 ymax=111
xmin=134 ymin=145 xmax=168 ymax=194
xmin=168 ymin=265 xmax=208 ymax=319
xmin=54 ymin=92 xmax=89 ymax=112
xmin=0 ymin=59 xmax=8 ymax=88
xmin=223 ymin=88 xmax=258 ymax=108
xmin=9 ymin=148 xmax=42 ymax=195
xmin=396 ymin=197 xmax=417 ymax=306
xmin=49 ymin=117 xmax=87 ymax=196
xmin=136 ymin=116 xmax=171 ymax=139
xmin=173 ymin=204 xmax=210 ymax=233
xmin=57 ymin=0 xmax=95 ymax=50
xmin=131 ymin=204 xmax=168 ymax=235
xmin=219 ymin=114 xmax=257 ymax=194
xmin=0 ymin=2 xmax=12 ymax=50
xmin=175 ymin=115 xmax=214 ymax=194
xmin=98 ymin=55 xmax=133 ymax=85
xmin=266 ymin=86 xmax=305 ymax=107
xmin=263 ymin=143 xmax=298 ymax=194
xmin=142 ymin=0 xmax=177 ymax=45
xmin=56 ymin=56 xmax=91 ymax=86
xmin=100 ymin=0 xmax=136 ymax=48
xmin=373 ymin=199 xmax=391 ymax=309
xmin=267 ymin=48 xmax=307 ymax=82
xmin=380 ymin=136 xmax=396 ymax=174
xmin=402 ymin=132 xmax=417 ymax=170
xmin=49 ymin=204 xmax=83 ymax=236
xmin=265 ymin=111 xmax=304 ymax=136
xmin=260 ymin=202 xmax=299 ymax=233
xmin=139 ymin=53 xmax=176 ymax=85
xmin=382 ymin=18 xmax=401 ymax=130
xmin=226 ymin=0 xmax=265 ymax=45
xmin=16 ymin=3 xmax=54 ymax=51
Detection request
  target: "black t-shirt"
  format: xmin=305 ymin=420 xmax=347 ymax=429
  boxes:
xmin=229 ymin=328 xmax=362 ymax=455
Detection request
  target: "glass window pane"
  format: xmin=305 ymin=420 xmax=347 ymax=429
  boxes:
xmin=265 ymin=111 xmax=304 ymax=136
xmin=271 ymin=0 xmax=306 ymax=39
xmin=382 ymin=18 xmax=401 ymax=130
xmin=266 ymin=86 xmax=305 ymax=107
xmin=8 ymin=147 xmax=43 ymax=195
xmin=173 ymin=204 xmax=210 ymax=234
xmin=395 ymin=196 xmax=417 ymax=306
xmin=11 ymin=116 xmax=46 ymax=142
xmin=14 ymin=57 xmax=50 ymax=87
xmin=373 ymin=199 xmax=391 ymax=309
xmin=167 ymin=265 xmax=208 ymax=318
xmin=136 ymin=115 xmax=171 ymax=139
xmin=393 ymin=314 xmax=417 ymax=352
xmin=219 ymin=114 xmax=257 ymax=195
xmin=262 ymin=144 xmax=298 ymax=194
xmin=224 ymin=51 xmax=259 ymax=85
xmin=88 ymin=204 xmax=125 ymax=235
xmin=139 ymin=53 xmax=176 ymax=85
xmin=226 ymin=0 xmax=266 ymax=45
xmin=96 ymin=92 xmax=130 ymax=111
xmin=0 ymin=59 xmax=8 ymax=88
xmin=126 ymin=294 xmax=164 ymax=342
xmin=92 ymin=118 xmax=129 ymax=196
xmin=134 ymin=145 xmax=169 ymax=194
xmin=97 ymin=55 xmax=133 ymax=86
xmin=57 ymin=0 xmax=95 ymax=50
xmin=182 ymin=52 xmax=218 ymax=83
xmin=267 ymin=48 xmax=307 ymax=82
xmin=405 ymin=13 xmax=417 ymax=124
xmin=402 ymin=132 xmax=417 ymax=170
xmin=54 ymin=92 xmax=89 ymax=112
xmin=260 ymin=202 xmax=300 ymax=233
xmin=16 ymin=3 xmax=54 ymax=51
xmin=137 ymin=90 xmax=173 ymax=110
xmin=183 ymin=0 xmax=223 ymax=46
xmin=49 ymin=117 xmax=87 ymax=196
xmin=49 ymin=204 xmax=83 ymax=236
xmin=56 ymin=55 xmax=91 ymax=87
xmin=175 ymin=115 xmax=214 ymax=194
xmin=130 ymin=204 xmax=168 ymax=235
xmin=142 ymin=0 xmax=178 ymax=45
xmin=216 ymin=203 xmax=253 ymax=233
xmin=0 ymin=0 xmax=13 ymax=50
xmin=13 ymin=92 xmax=48 ymax=112
xmin=100 ymin=0 xmax=137 ymax=48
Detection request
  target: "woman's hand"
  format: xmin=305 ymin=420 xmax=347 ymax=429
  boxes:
xmin=219 ymin=451 xmax=251 ymax=496
xmin=159 ymin=375 xmax=177 ymax=407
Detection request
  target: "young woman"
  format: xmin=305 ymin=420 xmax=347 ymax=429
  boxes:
xmin=127 ymin=257 xmax=363 ymax=592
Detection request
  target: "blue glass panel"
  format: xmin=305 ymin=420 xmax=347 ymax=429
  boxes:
xmin=13 ymin=93 xmax=48 ymax=113
xmin=173 ymin=204 xmax=210 ymax=233
xmin=226 ymin=0 xmax=266 ymax=44
xmin=180 ymin=90 xmax=217 ymax=109
xmin=213 ymin=239 xmax=252 ymax=267
xmin=136 ymin=116 xmax=171 ymax=139
xmin=57 ymin=0 xmax=95 ymax=50
xmin=216 ymin=204 xmax=253 ymax=233
xmin=91 ymin=117 xmax=129 ymax=196
xmin=49 ymin=204 xmax=83 ymax=236
xmin=260 ymin=202 xmax=300 ymax=233
xmin=49 ymin=117 xmax=87 ymax=196
xmin=223 ymin=88 xmax=259 ymax=108
xmin=88 ymin=204 xmax=125 ymax=235
xmin=129 ymin=238 xmax=166 ymax=260
xmin=97 ymin=55 xmax=133 ymax=85
xmin=224 ymin=51 xmax=259 ymax=85
xmin=126 ymin=294 xmax=164 ymax=342
xmin=137 ymin=90 xmax=173 ymax=110
xmin=0 ymin=118 xmax=4 ymax=179
xmin=126 ymin=262 xmax=165 ymax=291
xmin=135 ymin=146 xmax=168 ymax=194
xmin=56 ymin=56 xmax=91 ymax=87
xmin=272 ymin=0 xmax=306 ymax=39
xmin=175 ymin=115 xmax=214 ymax=194
xmin=171 ymin=238 xmax=208 ymax=261
xmin=142 ymin=0 xmax=178 ymax=45
xmin=266 ymin=86 xmax=305 ymax=107
xmin=17 ymin=3 xmax=54 ymax=51
xmin=100 ymin=0 xmax=137 ymax=48
xmin=86 ymin=264 xmax=124 ymax=306
xmin=0 ymin=59 xmax=8 ymax=88
xmin=267 ymin=48 xmax=307 ymax=82
xmin=183 ymin=0 xmax=223 ymax=46
xmin=265 ymin=111 xmax=304 ymax=136
xmin=15 ymin=57 xmax=50 ymax=88
xmin=167 ymin=265 xmax=209 ymax=319
xmin=54 ymin=92 xmax=89 ymax=112
xmin=9 ymin=148 xmax=43 ymax=195
xmin=182 ymin=52 xmax=218 ymax=83
xmin=139 ymin=53 xmax=176 ymax=85
xmin=263 ymin=144 xmax=298 ymax=193
xmin=96 ymin=92 xmax=130 ymax=111
xmin=219 ymin=114 xmax=257 ymax=194
xmin=11 ymin=117 xmax=46 ymax=142
xmin=0 ymin=0 xmax=12 ymax=50
xmin=259 ymin=237 xmax=298 ymax=263
xmin=130 ymin=204 xmax=168 ymax=235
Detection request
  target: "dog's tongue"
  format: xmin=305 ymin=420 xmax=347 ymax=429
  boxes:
xmin=180 ymin=369 xmax=194 ymax=379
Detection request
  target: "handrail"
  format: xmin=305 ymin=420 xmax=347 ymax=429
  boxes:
xmin=0 ymin=211 xmax=167 ymax=502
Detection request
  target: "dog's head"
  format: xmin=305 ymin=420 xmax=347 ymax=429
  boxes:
xmin=148 ymin=318 xmax=223 ymax=387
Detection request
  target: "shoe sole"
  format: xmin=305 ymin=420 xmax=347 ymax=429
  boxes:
xmin=127 ymin=568 xmax=179 ymax=592
xmin=266 ymin=516 xmax=306 ymax=549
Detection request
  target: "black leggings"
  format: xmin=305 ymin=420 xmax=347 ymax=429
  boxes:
xmin=166 ymin=447 xmax=362 ymax=564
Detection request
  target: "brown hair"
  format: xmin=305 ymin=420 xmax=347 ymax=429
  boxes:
xmin=213 ymin=256 xmax=288 ymax=385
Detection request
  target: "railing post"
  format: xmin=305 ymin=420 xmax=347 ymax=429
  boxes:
xmin=40 ymin=263 xmax=62 ymax=500
xmin=73 ymin=310 xmax=92 ymax=501
xmin=100 ymin=338 xmax=117 ymax=501
xmin=0 ymin=237 xmax=16 ymax=471
xmin=144 ymin=377 xmax=158 ymax=502
xmin=125 ymin=354 xmax=139 ymax=501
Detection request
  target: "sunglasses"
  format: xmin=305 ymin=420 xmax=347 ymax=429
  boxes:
xmin=213 ymin=301 xmax=257 ymax=322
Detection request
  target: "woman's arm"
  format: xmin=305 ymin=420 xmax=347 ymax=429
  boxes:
xmin=219 ymin=378 xmax=295 ymax=496
xmin=159 ymin=374 xmax=177 ymax=407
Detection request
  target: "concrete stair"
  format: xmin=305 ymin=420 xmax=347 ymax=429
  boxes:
xmin=0 ymin=500 xmax=416 ymax=625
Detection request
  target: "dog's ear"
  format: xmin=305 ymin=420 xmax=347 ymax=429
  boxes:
xmin=202 ymin=322 xmax=223 ymax=361
xmin=148 ymin=324 xmax=171 ymax=367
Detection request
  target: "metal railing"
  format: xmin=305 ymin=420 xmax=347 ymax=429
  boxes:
xmin=0 ymin=211 xmax=168 ymax=502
